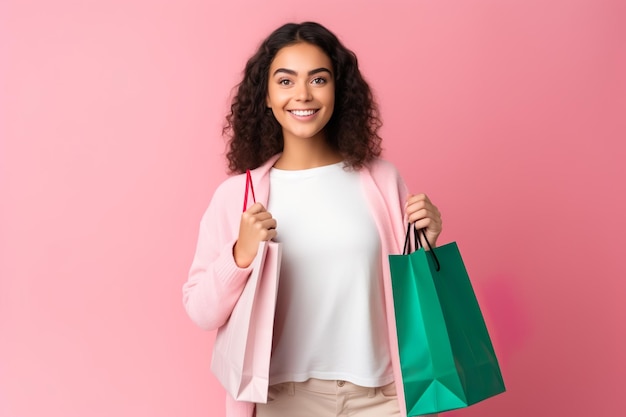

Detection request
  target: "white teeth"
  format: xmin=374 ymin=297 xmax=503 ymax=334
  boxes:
xmin=290 ymin=110 xmax=316 ymax=117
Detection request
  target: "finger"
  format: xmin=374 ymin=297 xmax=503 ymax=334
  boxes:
xmin=259 ymin=228 xmax=278 ymax=241
xmin=413 ymin=217 xmax=440 ymax=232
xmin=408 ymin=200 xmax=434 ymax=211
xmin=407 ymin=193 xmax=428 ymax=201
xmin=407 ymin=207 xmax=430 ymax=224
xmin=245 ymin=202 xmax=266 ymax=215
xmin=252 ymin=211 xmax=274 ymax=222
xmin=407 ymin=205 xmax=440 ymax=222
xmin=405 ymin=198 xmax=434 ymax=214
xmin=241 ymin=206 xmax=270 ymax=225
xmin=406 ymin=202 xmax=429 ymax=217
xmin=258 ymin=218 xmax=277 ymax=231
xmin=405 ymin=193 xmax=430 ymax=206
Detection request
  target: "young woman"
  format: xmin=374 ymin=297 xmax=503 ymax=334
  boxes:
xmin=183 ymin=22 xmax=442 ymax=417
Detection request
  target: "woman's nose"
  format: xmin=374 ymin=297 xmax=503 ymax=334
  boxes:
xmin=295 ymin=82 xmax=312 ymax=101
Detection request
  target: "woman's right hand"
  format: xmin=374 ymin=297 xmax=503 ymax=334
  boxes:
xmin=233 ymin=202 xmax=277 ymax=268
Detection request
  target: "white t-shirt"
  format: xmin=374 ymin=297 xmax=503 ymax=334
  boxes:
xmin=267 ymin=162 xmax=393 ymax=387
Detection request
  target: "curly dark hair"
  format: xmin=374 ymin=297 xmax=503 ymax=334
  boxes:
xmin=223 ymin=22 xmax=383 ymax=173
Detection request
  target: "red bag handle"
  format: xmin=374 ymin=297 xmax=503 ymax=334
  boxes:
xmin=243 ymin=169 xmax=256 ymax=212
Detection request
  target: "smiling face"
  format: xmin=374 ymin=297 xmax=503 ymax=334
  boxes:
xmin=266 ymin=42 xmax=335 ymax=145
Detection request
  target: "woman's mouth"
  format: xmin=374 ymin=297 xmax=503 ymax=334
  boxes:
xmin=289 ymin=109 xmax=319 ymax=117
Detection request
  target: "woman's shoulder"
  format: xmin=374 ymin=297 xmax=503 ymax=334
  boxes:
xmin=212 ymin=172 xmax=247 ymax=202
xmin=365 ymin=158 xmax=403 ymax=180
xmin=210 ymin=156 xmax=276 ymax=206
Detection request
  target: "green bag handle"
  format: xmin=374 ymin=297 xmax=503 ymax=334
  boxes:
xmin=402 ymin=223 xmax=441 ymax=271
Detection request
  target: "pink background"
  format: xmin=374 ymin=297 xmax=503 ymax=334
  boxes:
xmin=1 ymin=0 xmax=625 ymax=416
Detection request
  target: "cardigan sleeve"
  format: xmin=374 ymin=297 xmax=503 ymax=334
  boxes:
xmin=182 ymin=177 xmax=253 ymax=331
xmin=369 ymin=159 xmax=410 ymax=247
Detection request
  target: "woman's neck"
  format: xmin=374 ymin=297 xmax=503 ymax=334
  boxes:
xmin=274 ymin=136 xmax=342 ymax=170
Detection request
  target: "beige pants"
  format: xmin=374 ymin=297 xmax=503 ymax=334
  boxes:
xmin=256 ymin=378 xmax=401 ymax=417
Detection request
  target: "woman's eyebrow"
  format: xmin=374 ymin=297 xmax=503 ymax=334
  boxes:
xmin=272 ymin=67 xmax=333 ymax=77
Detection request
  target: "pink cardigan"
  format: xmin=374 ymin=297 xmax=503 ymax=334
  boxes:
xmin=183 ymin=154 xmax=420 ymax=417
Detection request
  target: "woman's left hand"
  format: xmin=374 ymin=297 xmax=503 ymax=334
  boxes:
xmin=405 ymin=193 xmax=443 ymax=248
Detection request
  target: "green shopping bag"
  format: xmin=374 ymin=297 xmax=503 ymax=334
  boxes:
xmin=389 ymin=225 xmax=505 ymax=415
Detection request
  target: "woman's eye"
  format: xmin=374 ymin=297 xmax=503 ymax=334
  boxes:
xmin=279 ymin=79 xmax=292 ymax=86
xmin=311 ymin=77 xmax=326 ymax=85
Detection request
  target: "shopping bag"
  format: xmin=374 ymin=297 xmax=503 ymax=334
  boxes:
xmin=210 ymin=170 xmax=282 ymax=403
xmin=388 ymin=224 xmax=505 ymax=415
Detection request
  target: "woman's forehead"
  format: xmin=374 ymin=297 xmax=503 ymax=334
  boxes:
xmin=270 ymin=43 xmax=333 ymax=74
